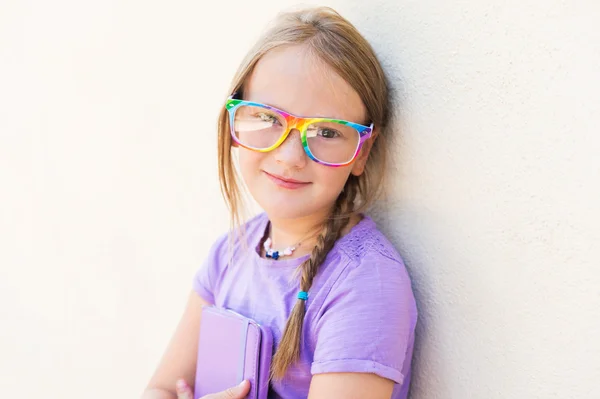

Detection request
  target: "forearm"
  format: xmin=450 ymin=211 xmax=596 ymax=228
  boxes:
xmin=141 ymin=387 xmax=177 ymax=399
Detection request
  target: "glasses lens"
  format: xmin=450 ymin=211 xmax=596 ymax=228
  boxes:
xmin=305 ymin=121 xmax=361 ymax=164
xmin=233 ymin=105 xmax=287 ymax=149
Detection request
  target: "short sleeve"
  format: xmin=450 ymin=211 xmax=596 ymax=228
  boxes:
xmin=192 ymin=232 xmax=229 ymax=304
xmin=311 ymin=253 xmax=417 ymax=385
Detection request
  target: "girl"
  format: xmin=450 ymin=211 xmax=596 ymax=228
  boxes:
xmin=142 ymin=6 xmax=417 ymax=399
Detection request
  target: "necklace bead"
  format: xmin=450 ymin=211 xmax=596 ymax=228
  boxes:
xmin=263 ymin=237 xmax=297 ymax=260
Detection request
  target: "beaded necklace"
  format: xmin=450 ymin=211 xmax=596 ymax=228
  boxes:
xmin=263 ymin=237 xmax=296 ymax=260
xmin=262 ymin=223 xmax=321 ymax=260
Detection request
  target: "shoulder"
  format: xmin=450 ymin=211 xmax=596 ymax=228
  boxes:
xmin=323 ymin=214 xmax=417 ymax=312
xmin=207 ymin=212 xmax=268 ymax=257
xmin=231 ymin=212 xmax=268 ymax=257
xmin=336 ymin=215 xmax=404 ymax=263
xmin=335 ymin=214 xmax=410 ymax=281
xmin=194 ymin=212 xmax=268 ymax=300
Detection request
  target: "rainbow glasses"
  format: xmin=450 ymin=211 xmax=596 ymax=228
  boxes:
xmin=225 ymin=96 xmax=373 ymax=167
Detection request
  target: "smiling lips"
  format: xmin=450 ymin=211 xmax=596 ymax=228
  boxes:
xmin=263 ymin=171 xmax=311 ymax=189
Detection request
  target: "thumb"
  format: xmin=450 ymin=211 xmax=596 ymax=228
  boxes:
xmin=176 ymin=378 xmax=194 ymax=399
xmin=210 ymin=380 xmax=250 ymax=399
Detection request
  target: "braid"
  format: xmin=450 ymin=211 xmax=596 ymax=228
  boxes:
xmin=270 ymin=182 xmax=358 ymax=380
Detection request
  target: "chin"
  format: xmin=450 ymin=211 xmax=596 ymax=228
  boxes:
xmin=244 ymin=177 xmax=340 ymax=221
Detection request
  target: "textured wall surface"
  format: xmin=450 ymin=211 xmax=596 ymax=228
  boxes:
xmin=1 ymin=1 xmax=598 ymax=398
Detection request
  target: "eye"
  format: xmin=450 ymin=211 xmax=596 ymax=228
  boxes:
xmin=256 ymin=112 xmax=280 ymax=125
xmin=318 ymin=128 xmax=341 ymax=139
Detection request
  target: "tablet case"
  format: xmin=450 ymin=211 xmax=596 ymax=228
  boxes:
xmin=194 ymin=306 xmax=273 ymax=399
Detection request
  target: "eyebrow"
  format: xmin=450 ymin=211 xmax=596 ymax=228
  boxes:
xmin=236 ymin=94 xmax=370 ymax=125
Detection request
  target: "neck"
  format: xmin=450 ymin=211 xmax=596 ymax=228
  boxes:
xmin=266 ymin=208 xmax=332 ymax=250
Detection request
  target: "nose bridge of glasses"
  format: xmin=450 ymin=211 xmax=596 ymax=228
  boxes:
xmin=284 ymin=115 xmax=311 ymax=134
xmin=277 ymin=116 xmax=308 ymax=149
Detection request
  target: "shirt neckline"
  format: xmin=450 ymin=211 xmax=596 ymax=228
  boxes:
xmin=249 ymin=212 xmax=373 ymax=268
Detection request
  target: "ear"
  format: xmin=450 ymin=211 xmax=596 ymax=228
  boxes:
xmin=350 ymin=127 xmax=377 ymax=177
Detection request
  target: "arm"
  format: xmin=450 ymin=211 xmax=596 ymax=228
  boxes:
xmin=141 ymin=290 xmax=211 ymax=399
xmin=308 ymin=373 xmax=394 ymax=399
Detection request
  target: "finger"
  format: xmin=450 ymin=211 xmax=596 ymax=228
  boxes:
xmin=209 ymin=380 xmax=250 ymax=399
xmin=176 ymin=378 xmax=194 ymax=399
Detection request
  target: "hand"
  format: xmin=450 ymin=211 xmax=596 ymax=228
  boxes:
xmin=176 ymin=378 xmax=251 ymax=399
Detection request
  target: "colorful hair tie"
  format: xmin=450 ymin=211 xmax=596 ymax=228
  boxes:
xmin=297 ymin=291 xmax=309 ymax=301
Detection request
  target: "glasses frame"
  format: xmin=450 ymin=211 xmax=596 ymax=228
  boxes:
xmin=225 ymin=95 xmax=373 ymax=167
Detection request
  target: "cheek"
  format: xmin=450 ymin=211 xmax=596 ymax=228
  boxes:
xmin=237 ymin=149 xmax=263 ymax=176
xmin=314 ymin=164 xmax=353 ymax=195
xmin=236 ymin=149 xmax=265 ymax=195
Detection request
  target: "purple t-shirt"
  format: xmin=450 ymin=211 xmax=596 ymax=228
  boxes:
xmin=193 ymin=212 xmax=418 ymax=399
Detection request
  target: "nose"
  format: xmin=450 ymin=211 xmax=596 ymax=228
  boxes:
xmin=272 ymin=128 xmax=307 ymax=169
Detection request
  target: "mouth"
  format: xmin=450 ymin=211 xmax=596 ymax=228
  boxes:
xmin=263 ymin=171 xmax=311 ymax=189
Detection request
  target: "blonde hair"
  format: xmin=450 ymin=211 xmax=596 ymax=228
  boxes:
xmin=217 ymin=6 xmax=391 ymax=380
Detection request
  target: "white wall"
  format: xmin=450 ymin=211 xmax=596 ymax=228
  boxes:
xmin=1 ymin=1 xmax=598 ymax=398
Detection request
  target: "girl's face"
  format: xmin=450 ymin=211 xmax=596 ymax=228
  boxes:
xmin=238 ymin=44 xmax=372 ymax=220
